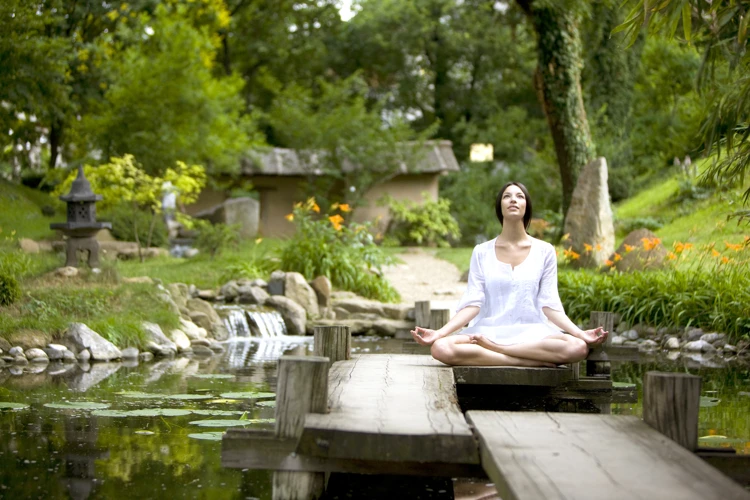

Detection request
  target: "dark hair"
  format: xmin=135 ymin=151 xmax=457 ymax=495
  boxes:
xmin=495 ymin=181 xmax=532 ymax=229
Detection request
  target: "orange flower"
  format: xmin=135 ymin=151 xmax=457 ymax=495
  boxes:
xmin=328 ymin=214 xmax=344 ymax=230
xmin=569 ymin=250 xmax=580 ymax=261
xmin=614 ymin=252 xmax=622 ymax=262
xmin=584 ymin=243 xmax=593 ymax=253
xmin=285 ymin=213 xmax=294 ymax=222
xmin=562 ymin=247 xmax=580 ymax=260
xmin=605 ymin=259 xmax=614 ymax=267
xmin=595 ymin=243 xmax=603 ymax=252
xmin=641 ymin=237 xmax=661 ymax=251
xmin=624 ymin=244 xmax=635 ymax=253
xmin=725 ymin=241 xmax=743 ymax=251
xmin=339 ymin=203 xmax=351 ymax=212
xmin=711 ymin=249 xmax=721 ymax=258
xmin=667 ymin=252 xmax=677 ymax=260
xmin=721 ymin=256 xmax=730 ymax=264
xmin=312 ymin=202 xmax=320 ymax=213
xmin=255 ymin=238 xmax=263 ymax=244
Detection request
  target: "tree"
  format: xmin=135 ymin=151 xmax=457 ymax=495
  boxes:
xmin=516 ymin=0 xmax=596 ymax=216
xmin=616 ymin=0 xmax=750 ymax=214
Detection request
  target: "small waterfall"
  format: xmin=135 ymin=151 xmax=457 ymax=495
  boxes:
xmin=215 ymin=305 xmax=287 ymax=339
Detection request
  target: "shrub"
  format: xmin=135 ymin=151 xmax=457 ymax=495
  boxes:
xmin=381 ymin=194 xmax=461 ymax=248
xmin=0 ymin=273 xmax=21 ymax=306
xmin=280 ymin=198 xmax=400 ymax=302
xmin=194 ymin=221 xmax=240 ymax=260
xmin=616 ymin=216 xmax=664 ymax=235
xmin=104 ymin=203 xmax=169 ymax=247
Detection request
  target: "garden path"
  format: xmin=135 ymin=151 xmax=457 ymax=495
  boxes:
xmin=382 ymin=248 xmax=466 ymax=310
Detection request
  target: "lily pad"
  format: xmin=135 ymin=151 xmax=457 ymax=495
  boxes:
xmin=208 ymin=399 xmax=240 ymax=404
xmin=116 ymin=391 xmax=165 ymax=399
xmin=700 ymin=396 xmax=721 ymax=407
xmin=189 ymin=418 xmax=275 ymax=427
xmin=167 ymin=394 xmax=214 ymax=401
xmin=92 ymin=410 xmax=131 ymax=417
xmin=44 ymin=402 xmax=110 ymax=410
xmin=127 ymin=409 xmax=193 ymax=417
xmin=738 ymin=391 xmax=750 ymax=397
xmin=135 ymin=430 xmax=155 ymax=436
xmin=698 ymin=435 xmax=746 ymax=445
xmin=191 ymin=374 xmax=235 ymax=380
xmin=188 ymin=432 xmax=224 ymax=441
xmin=220 ymin=391 xmax=275 ymax=400
xmin=0 ymin=402 xmax=29 ymax=410
xmin=612 ymin=382 xmax=636 ymax=389
xmin=256 ymin=400 xmax=276 ymax=408
xmin=192 ymin=410 xmax=245 ymax=416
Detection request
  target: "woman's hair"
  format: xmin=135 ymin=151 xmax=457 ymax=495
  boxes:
xmin=495 ymin=181 xmax=532 ymax=229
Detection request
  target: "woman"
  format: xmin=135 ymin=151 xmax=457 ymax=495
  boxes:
xmin=410 ymin=181 xmax=608 ymax=367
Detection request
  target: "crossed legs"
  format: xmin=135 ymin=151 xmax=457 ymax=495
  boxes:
xmin=430 ymin=333 xmax=588 ymax=367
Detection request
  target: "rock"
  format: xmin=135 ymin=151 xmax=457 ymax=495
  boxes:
xmin=18 ymin=238 xmax=40 ymax=254
xmin=139 ymin=351 xmax=154 ymax=362
xmin=623 ymin=340 xmax=640 ymax=347
xmin=167 ymin=283 xmax=190 ymax=308
xmin=194 ymin=197 xmax=260 ymax=238
xmin=220 ymin=281 xmax=240 ymax=301
xmin=190 ymin=338 xmax=211 ymax=347
xmin=141 ymin=322 xmax=178 ymax=353
xmin=0 ymin=338 xmax=9 ymax=351
xmin=43 ymin=344 xmax=67 ymax=361
xmin=700 ymin=333 xmax=726 ymax=344
xmin=179 ymin=318 xmax=207 ymax=340
xmin=639 ymin=339 xmax=658 ymax=351
xmin=266 ymin=295 xmax=306 ymax=335
xmin=186 ymin=298 xmax=222 ymax=324
xmin=25 ymin=348 xmax=49 ymax=362
xmin=333 ymin=307 xmax=351 ymax=319
xmin=122 ymin=276 xmax=154 ymax=284
xmin=208 ymin=342 xmax=225 ymax=353
xmin=285 ymin=272 xmax=319 ymax=317
xmin=76 ymin=349 xmax=91 ymax=362
xmin=197 ymin=289 xmax=217 ymax=301
xmin=237 ymin=285 xmax=269 ymax=305
xmin=191 ymin=345 xmax=214 ymax=356
xmin=684 ymin=327 xmax=705 ymax=342
xmin=121 ymin=347 xmax=140 ymax=359
xmin=9 ymin=346 xmax=24 ymax=357
xmin=563 ymin=157 xmax=615 ymax=268
xmin=610 ymin=229 xmax=668 ymax=272
xmin=148 ymin=342 xmax=177 ymax=357
xmin=622 ymin=329 xmax=639 ymax=341
xmin=184 ymin=248 xmax=200 ymax=258
xmin=310 ymin=276 xmax=332 ymax=308
xmin=189 ymin=312 xmax=212 ymax=332
xmin=683 ymin=340 xmax=716 ymax=353
xmin=62 ymin=350 xmax=76 ymax=363
xmin=66 ymin=362 xmax=121 ymax=392
xmin=268 ymin=270 xmax=286 ymax=296
xmin=212 ymin=323 xmax=230 ymax=341
xmin=372 ymin=319 xmax=415 ymax=338
xmin=55 ymin=266 xmax=79 ymax=277
xmin=249 ymin=278 xmax=268 ymax=288
xmin=13 ymin=356 xmax=29 ymax=365
xmin=332 ymin=298 xmax=385 ymax=317
xmin=610 ymin=335 xmax=626 ymax=346
xmin=169 ymin=329 xmax=192 ymax=352
xmin=665 ymin=337 xmax=681 ymax=350
xmin=382 ymin=304 xmax=413 ymax=321
xmin=62 ymin=323 xmax=122 ymax=361
xmin=724 ymin=344 xmax=737 ymax=354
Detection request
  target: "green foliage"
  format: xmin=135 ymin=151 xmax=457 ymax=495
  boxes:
xmin=616 ymin=217 xmax=664 ymax=235
xmin=194 ymin=221 xmax=239 ymax=260
xmin=381 ymin=194 xmax=460 ymax=247
xmin=0 ymin=273 xmax=21 ymax=306
xmin=105 ymin=204 xmax=168 ymax=248
xmin=279 ymin=199 xmax=400 ymax=302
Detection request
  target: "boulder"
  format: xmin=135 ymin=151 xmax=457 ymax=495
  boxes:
xmin=189 ymin=312 xmax=213 ymax=332
xmin=179 ymin=318 xmax=207 ymax=340
xmin=121 ymin=347 xmax=139 ymax=359
xmin=684 ymin=327 xmax=705 ymax=342
xmin=197 ymin=289 xmax=217 ymax=301
xmin=192 ymin=345 xmax=214 ymax=356
xmin=700 ymin=333 xmax=726 ymax=344
xmin=122 ymin=276 xmax=154 ymax=284
xmin=62 ymin=350 xmax=76 ymax=363
xmin=285 ymin=272 xmax=319 ymax=317
xmin=0 ymin=338 xmax=10 ymax=352
xmin=66 ymin=362 xmax=121 ymax=392
xmin=56 ymin=266 xmax=79 ymax=278
xmin=9 ymin=346 xmax=24 ymax=357
xmin=610 ymin=335 xmax=626 ymax=346
xmin=249 ymin=278 xmax=268 ymax=288
xmin=25 ymin=348 xmax=49 ymax=363
xmin=609 ymin=229 xmax=668 ymax=272
xmin=639 ymin=339 xmax=659 ymax=351
xmin=622 ymin=329 xmax=639 ymax=341
xmin=268 ymin=270 xmax=286 ymax=296
xmin=220 ymin=281 xmax=240 ymax=301
xmin=13 ymin=356 xmax=29 ymax=365
xmin=190 ymin=338 xmax=211 ymax=347
xmin=186 ymin=298 xmax=222 ymax=324
xmin=563 ymin=157 xmax=615 ymax=268
xmin=265 ymin=296 xmax=306 ymax=335
xmin=167 ymin=283 xmax=190 ymax=309
xmin=331 ymin=298 xmax=385 ymax=317
xmin=724 ymin=344 xmax=737 ymax=354
xmin=43 ymin=344 xmax=68 ymax=361
xmin=194 ymin=197 xmax=260 ymax=239
xmin=169 ymin=329 xmax=192 ymax=352
xmin=18 ymin=238 xmax=40 ymax=254
xmin=683 ymin=340 xmax=716 ymax=353
xmin=664 ymin=337 xmax=681 ymax=350
xmin=212 ymin=323 xmax=230 ymax=341
xmin=139 ymin=351 xmax=154 ymax=362
xmin=62 ymin=323 xmax=122 ymax=361
xmin=237 ymin=285 xmax=269 ymax=305
xmin=372 ymin=319 xmax=415 ymax=338
xmin=142 ymin=322 xmax=178 ymax=353
xmin=77 ymin=349 xmax=92 ymax=362
xmin=310 ymin=276 xmax=332 ymax=308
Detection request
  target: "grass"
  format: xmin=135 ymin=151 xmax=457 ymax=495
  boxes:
xmin=0 ymin=179 xmax=62 ymax=241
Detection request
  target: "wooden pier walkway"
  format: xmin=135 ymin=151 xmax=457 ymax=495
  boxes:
xmin=223 ymin=352 xmax=750 ymax=499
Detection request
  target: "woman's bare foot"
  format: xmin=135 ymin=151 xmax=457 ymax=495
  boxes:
xmin=468 ymin=334 xmax=556 ymax=368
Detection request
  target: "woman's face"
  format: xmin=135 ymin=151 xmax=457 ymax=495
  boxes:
xmin=501 ymin=184 xmax=526 ymax=221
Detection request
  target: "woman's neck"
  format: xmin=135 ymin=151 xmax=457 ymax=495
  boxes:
xmin=497 ymin=220 xmax=529 ymax=244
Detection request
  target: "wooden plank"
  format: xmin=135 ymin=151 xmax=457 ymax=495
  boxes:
xmin=643 ymin=372 xmax=701 ymax=451
xmin=467 ymin=411 xmax=750 ymax=500
xmin=696 ymin=452 xmax=750 ymax=487
xmin=221 ymin=428 xmax=485 ymax=477
xmin=298 ymin=354 xmax=478 ymax=465
xmin=453 ymin=365 xmax=573 ymax=386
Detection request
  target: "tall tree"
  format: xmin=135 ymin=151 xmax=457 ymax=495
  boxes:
xmin=516 ymin=0 xmax=596 ymax=216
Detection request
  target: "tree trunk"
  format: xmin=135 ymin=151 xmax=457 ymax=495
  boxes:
xmin=518 ymin=1 xmax=595 ymax=216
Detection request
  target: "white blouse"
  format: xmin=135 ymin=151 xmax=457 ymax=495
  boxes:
xmin=455 ymin=236 xmax=565 ymax=345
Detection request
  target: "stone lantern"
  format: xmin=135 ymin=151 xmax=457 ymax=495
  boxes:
xmin=50 ymin=166 xmax=112 ymax=268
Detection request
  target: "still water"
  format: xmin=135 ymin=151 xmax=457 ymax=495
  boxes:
xmin=1 ymin=336 xmax=748 ymax=499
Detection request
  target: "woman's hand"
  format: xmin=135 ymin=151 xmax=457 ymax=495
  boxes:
xmin=578 ymin=326 xmax=608 ymax=345
xmin=410 ymin=326 xmax=441 ymax=346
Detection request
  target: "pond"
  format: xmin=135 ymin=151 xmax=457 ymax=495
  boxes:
xmin=1 ymin=336 xmax=748 ymax=499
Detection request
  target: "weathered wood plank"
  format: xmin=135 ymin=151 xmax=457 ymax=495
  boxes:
xmin=298 ymin=354 xmax=478 ymax=465
xmin=453 ymin=365 xmax=573 ymax=386
xmin=467 ymin=411 xmax=750 ymax=500
xmin=643 ymin=372 xmax=701 ymax=451
xmin=696 ymin=452 xmax=750 ymax=488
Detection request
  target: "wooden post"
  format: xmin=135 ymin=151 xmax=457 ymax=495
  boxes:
xmin=587 ymin=311 xmax=614 ymax=376
xmin=313 ymin=325 xmax=351 ymax=364
xmin=429 ymin=309 xmax=451 ymax=331
xmin=415 ymin=301 xmax=431 ymax=328
xmin=643 ymin=371 xmax=701 ymax=451
xmin=272 ymin=355 xmax=329 ymax=500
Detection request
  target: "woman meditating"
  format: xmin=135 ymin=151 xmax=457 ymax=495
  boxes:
xmin=410 ymin=181 xmax=608 ymax=367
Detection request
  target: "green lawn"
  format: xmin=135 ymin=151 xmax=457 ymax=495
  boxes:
xmin=0 ymin=179 xmax=62 ymax=241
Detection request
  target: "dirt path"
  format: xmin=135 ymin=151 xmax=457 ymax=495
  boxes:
xmin=382 ymin=248 xmax=467 ymax=308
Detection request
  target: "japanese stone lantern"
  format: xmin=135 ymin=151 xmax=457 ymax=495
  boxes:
xmin=50 ymin=166 xmax=112 ymax=268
